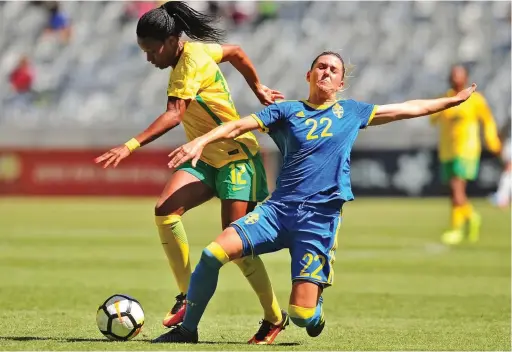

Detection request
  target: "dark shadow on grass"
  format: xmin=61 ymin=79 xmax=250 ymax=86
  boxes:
xmin=199 ymin=341 xmax=300 ymax=346
xmin=0 ymin=336 xmax=149 ymax=343
xmin=63 ymin=337 xmax=143 ymax=342
xmin=0 ymin=336 xmax=53 ymax=342
xmin=0 ymin=336 xmax=300 ymax=346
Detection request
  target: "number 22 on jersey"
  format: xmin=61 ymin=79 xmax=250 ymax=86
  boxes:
xmin=305 ymin=118 xmax=333 ymax=140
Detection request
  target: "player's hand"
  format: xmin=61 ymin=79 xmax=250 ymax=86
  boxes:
xmin=168 ymin=140 xmax=205 ymax=169
xmin=94 ymin=145 xmax=131 ymax=168
xmin=254 ymin=83 xmax=285 ymax=106
xmin=455 ymin=83 xmax=477 ymax=104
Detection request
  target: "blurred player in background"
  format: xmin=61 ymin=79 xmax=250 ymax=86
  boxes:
xmin=491 ymin=117 xmax=511 ymax=208
xmin=431 ymin=65 xmax=501 ymax=245
xmin=95 ymin=1 xmax=288 ymax=344
xmin=152 ymin=51 xmax=478 ymax=343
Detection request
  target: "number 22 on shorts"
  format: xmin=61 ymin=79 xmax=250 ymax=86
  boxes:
xmin=299 ymin=253 xmax=326 ymax=280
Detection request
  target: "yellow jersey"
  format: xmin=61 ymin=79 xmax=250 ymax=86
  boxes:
xmin=430 ymin=90 xmax=501 ymax=162
xmin=167 ymin=42 xmax=260 ymax=168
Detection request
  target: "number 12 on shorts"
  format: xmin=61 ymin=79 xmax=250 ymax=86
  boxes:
xmin=299 ymin=253 xmax=326 ymax=280
xmin=229 ymin=163 xmax=247 ymax=185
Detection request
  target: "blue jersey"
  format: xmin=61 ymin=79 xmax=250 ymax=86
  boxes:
xmin=251 ymin=99 xmax=376 ymax=206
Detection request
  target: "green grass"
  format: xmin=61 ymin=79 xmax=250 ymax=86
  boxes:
xmin=0 ymin=197 xmax=510 ymax=351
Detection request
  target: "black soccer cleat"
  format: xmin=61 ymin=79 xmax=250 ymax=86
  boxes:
xmin=306 ymin=315 xmax=325 ymax=337
xmin=151 ymin=325 xmax=198 ymax=344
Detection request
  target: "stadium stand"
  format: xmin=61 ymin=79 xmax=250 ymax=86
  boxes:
xmin=0 ymin=1 xmax=510 ymax=149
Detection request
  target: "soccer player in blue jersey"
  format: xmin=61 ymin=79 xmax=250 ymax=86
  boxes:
xmin=153 ymin=51 xmax=478 ymax=343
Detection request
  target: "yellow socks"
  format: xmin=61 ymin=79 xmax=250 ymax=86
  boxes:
xmin=156 ymin=215 xmax=282 ymax=325
xmin=233 ymin=256 xmax=283 ymax=325
xmin=461 ymin=203 xmax=474 ymax=219
xmin=450 ymin=205 xmax=466 ymax=231
xmin=155 ymin=215 xmax=191 ymax=294
xmin=451 ymin=203 xmax=475 ymax=231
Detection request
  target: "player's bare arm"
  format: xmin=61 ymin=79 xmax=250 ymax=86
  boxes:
xmin=94 ymin=97 xmax=189 ymax=168
xmin=369 ymin=83 xmax=477 ymax=126
xmin=168 ymin=116 xmax=259 ymax=169
xmin=220 ymin=44 xmax=284 ymax=106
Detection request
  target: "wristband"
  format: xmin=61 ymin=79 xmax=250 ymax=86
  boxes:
xmin=124 ymin=138 xmax=140 ymax=153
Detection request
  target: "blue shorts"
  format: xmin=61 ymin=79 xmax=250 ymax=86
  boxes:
xmin=231 ymin=199 xmax=343 ymax=287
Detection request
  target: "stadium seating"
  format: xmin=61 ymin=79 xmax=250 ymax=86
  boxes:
xmin=0 ymin=1 xmax=510 ymax=148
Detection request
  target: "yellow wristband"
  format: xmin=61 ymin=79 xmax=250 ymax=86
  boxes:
xmin=124 ymin=138 xmax=140 ymax=153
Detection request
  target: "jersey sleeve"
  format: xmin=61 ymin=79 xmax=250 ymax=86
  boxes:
xmin=355 ymin=101 xmax=378 ymax=129
xmin=167 ymin=54 xmax=202 ymax=100
xmin=202 ymin=43 xmax=223 ymax=64
xmin=251 ymin=103 xmax=283 ymax=133
xmin=477 ymin=94 xmax=501 ymax=153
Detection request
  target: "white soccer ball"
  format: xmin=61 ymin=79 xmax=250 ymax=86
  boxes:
xmin=96 ymin=294 xmax=145 ymax=341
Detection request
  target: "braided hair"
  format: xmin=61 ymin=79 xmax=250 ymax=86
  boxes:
xmin=136 ymin=1 xmax=225 ymax=43
xmin=310 ymin=51 xmax=346 ymax=79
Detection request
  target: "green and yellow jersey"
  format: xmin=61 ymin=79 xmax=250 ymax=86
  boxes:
xmin=167 ymin=42 xmax=260 ymax=168
xmin=431 ymin=90 xmax=501 ymax=162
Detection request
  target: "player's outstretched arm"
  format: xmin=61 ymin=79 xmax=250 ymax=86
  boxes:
xmin=369 ymin=83 xmax=477 ymax=126
xmin=168 ymin=116 xmax=260 ymax=169
xmin=94 ymin=97 xmax=188 ymax=168
xmin=220 ymin=44 xmax=284 ymax=106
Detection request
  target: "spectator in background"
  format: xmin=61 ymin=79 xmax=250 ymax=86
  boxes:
xmin=7 ymin=56 xmax=36 ymax=108
xmin=122 ymin=1 xmax=157 ymax=23
xmin=9 ymin=56 xmax=34 ymax=95
xmin=207 ymin=1 xmax=221 ymax=17
xmin=44 ymin=2 xmax=71 ymax=42
xmin=228 ymin=1 xmax=256 ymax=27
xmin=254 ymin=1 xmax=279 ymax=26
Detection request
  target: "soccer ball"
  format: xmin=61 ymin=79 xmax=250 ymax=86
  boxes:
xmin=96 ymin=294 xmax=145 ymax=341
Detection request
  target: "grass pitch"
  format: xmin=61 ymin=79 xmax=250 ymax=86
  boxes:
xmin=0 ymin=197 xmax=510 ymax=351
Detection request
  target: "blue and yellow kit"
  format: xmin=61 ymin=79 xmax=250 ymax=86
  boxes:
xmin=231 ymin=99 xmax=377 ymax=286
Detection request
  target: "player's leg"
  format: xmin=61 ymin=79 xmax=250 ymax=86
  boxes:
xmin=441 ymin=158 xmax=480 ymax=244
xmin=289 ymin=281 xmax=325 ymax=337
xmin=456 ymin=158 xmax=481 ymax=242
xmin=442 ymin=176 xmax=468 ymax=245
xmin=152 ymin=226 xmax=244 ymax=343
xmin=287 ymin=206 xmax=341 ymax=337
xmin=155 ymin=161 xmax=215 ymax=327
xmin=152 ymin=202 xmax=283 ymax=343
xmin=217 ymin=155 xmax=286 ymax=344
xmin=221 ymin=200 xmax=286 ymax=344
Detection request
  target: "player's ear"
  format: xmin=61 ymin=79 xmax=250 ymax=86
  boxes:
xmin=164 ymin=36 xmax=178 ymax=50
xmin=336 ymin=80 xmax=344 ymax=92
xmin=306 ymin=70 xmax=311 ymax=83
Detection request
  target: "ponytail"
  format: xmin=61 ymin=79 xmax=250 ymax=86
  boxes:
xmin=137 ymin=1 xmax=225 ymax=43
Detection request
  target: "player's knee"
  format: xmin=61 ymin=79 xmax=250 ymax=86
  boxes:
xmin=154 ymin=205 xmax=184 ymax=217
xmin=200 ymin=242 xmax=231 ymax=269
xmin=233 ymin=256 xmax=261 ymax=277
xmin=154 ymin=197 xmax=185 ymax=217
xmin=288 ymin=304 xmax=316 ymax=328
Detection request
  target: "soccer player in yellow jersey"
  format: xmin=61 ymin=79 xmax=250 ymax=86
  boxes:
xmin=95 ymin=1 xmax=287 ymax=344
xmin=431 ymin=65 xmax=501 ymax=245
